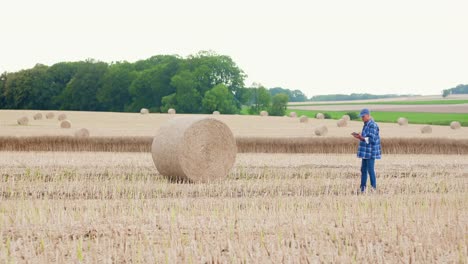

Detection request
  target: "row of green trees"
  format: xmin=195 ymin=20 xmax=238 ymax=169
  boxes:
xmin=0 ymin=52 xmax=296 ymax=115
xmin=442 ymin=84 xmax=468 ymax=97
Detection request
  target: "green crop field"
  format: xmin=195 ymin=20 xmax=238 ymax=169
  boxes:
xmin=286 ymin=109 xmax=468 ymax=126
xmin=289 ymin=99 xmax=468 ymax=107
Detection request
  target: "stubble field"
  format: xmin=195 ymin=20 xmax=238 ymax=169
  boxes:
xmin=0 ymin=110 xmax=467 ymax=263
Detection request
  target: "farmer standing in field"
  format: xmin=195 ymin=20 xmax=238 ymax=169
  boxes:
xmin=352 ymin=108 xmax=381 ymax=193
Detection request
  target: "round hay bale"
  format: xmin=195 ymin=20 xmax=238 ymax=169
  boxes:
xmin=168 ymin=108 xmax=176 ymax=115
xmin=151 ymin=117 xmax=237 ymax=183
xmin=60 ymin=120 xmax=72 ymax=129
xmin=299 ymin=115 xmax=308 ymax=123
xmin=33 ymin=113 xmax=43 ymax=120
xmin=337 ymin=118 xmax=348 ymax=127
xmin=289 ymin=112 xmax=297 ymax=118
xmin=140 ymin=108 xmax=149 ymax=114
xmin=17 ymin=116 xmax=29 ymax=126
xmin=57 ymin=113 xmax=67 ymax=121
xmin=314 ymin=125 xmax=328 ymax=136
xmin=420 ymin=125 xmax=432 ymax=134
xmin=46 ymin=112 xmax=55 ymax=119
xmin=213 ymin=111 xmax=220 ymax=115
xmin=260 ymin=111 xmax=269 ymax=117
xmin=316 ymin=113 xmax=325 ymax=119
xmin=397 ymin=117 xmax=408 ymax=126
xmin=450 ymin=121 xmax=461 ymax=130
xmin=75 ymin=128 xmax=90 ymax=138
xmin=342 ymin=115 xmax=350 ymax=121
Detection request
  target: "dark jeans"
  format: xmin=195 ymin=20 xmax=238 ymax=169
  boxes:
xmin=360 ymin=158 xmax=376 ymax=192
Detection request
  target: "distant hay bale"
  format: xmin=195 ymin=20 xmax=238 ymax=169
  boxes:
xmin=57 ymin=113 xmax=67 ymax=121
xmin=314 ymin=125 xmax=328 ymax=136
xmin=46 ymin=112 xmax=55 ymax=119
xmin=260 ymin=111 xmax=269 ymax=116
xmin=420 ymin=125 xmax=432 ymax=134
xmin=17 ymin=116 xmax=29 ymax=126
xmin=140 ymin=108 xmax=149 ymax=114
xmin=33 ymin=113 xmax=43 ymax=120
xmin=74 ymin=128 xmax=90 ymax=138
xmin=60 ymin=120 xmax=72 ymax=129
xmin=450 ymin=121 xmax=461 ymax=130
xmin=299 ymin=115 xmax=308 ymax=123
xmin=342 ymin=115 xmax=350 ymax=121
xmin=168 ymin=108 xmax=176 ymax=114
xmin=289 ymin=112 xmax=297 ymax=118
xmin=316 ymin=113 xmax=325 ymax=119
xmin=151 ymin=117 xmax=237 ymax=183
xmin=397 ymin=117 xmax=408 ymax=126
xmin=337 ymin=118 xmax=348 ymax=127
xmin=213 ymin=111 xmax=220 ymax=115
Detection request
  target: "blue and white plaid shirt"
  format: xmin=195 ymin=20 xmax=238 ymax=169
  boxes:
xmin=357 ymin=119 xmax=382 ymax=159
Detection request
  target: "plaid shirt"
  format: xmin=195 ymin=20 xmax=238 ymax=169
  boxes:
xmin=357 ymin=119 xmax=382 ymax=159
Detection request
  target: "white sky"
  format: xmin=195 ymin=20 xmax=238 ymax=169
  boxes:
xmin=1 ymin=0 xmax=467 ymax=97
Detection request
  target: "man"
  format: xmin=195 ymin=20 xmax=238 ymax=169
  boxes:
xmin=352 ymin=108 xmax=381 ymax=193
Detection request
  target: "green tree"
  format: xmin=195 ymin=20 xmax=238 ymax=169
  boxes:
xmin=169 ymin=70 xmax=202 ymax=113
xmin=248 ymin=86 xmax=271 ymax=114
xmin=98 ymin=62 xmax=136 ymax=111
xmin=202 ymin=84 xmax=239 ymax=114
xmin=0 ymin=72 xmax=7 ymax=108
xmin=269 ymin=93 xmax=289 ymax=116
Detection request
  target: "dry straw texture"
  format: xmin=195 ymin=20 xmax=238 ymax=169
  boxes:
xmin=17 ymin=116 xmax=29 ymax=125
xmin=1 ymin=136 xmax=468 ymax=154
xmin=316 ymin=113 xmax=325 ymax=119
xmin=151 ymin=117 xmax=237 ymax=183
xmin=57 ymin=113 xmax=67 ymax=121
xmin=314 ymin=125 xmax=328 ymax=136
xmin=421 ymin=125 xmax=432 ymax=134
xmin=299 ymin=115 xmax=308 ymax=123
xmin=289 ymin=112 xmax=297 ymax=118
xmin=342 ymin=114 xmax=350 ymax=121
xmin=168 ymin=108 xmax=176 ymax=114
xmin=140 ymin=108 xmax=149 ymax=114
xmin=74 ymin=128 xmax=90 ymax=138
xmin=260 ymin=111 xmax=269 ymax=117
xmin=450 ymin=121 xmax=461 ymax=130
xmin=213 ymin=111 xmax=220 ymax=115
xmin=60 ymin=120 xmax=72 ymax=129
xmin=33 ymin=113 xmax=43 ymax=120
xmin=337 ymin=118 xmax=348 ymax=127
xmin=398 ymin=117 xmax=408 ymax=126
xmin=45 ymin=112 xmax=55 ymax=119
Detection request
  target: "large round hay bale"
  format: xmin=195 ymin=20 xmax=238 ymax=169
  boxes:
xmin=33 ymin=113 xmax=43 ymax=120
xmin=342 ymin=115 xmax=350 ymax=121
xmin=168 ymin=108 xmax=176 ymax=115
xmin=213 ymin=111 xmax=220 ymax=115
xmin=57 ymin=113 xmax=67 ymax=121
xmin=420 ymin=125 xmax=432 ymax=134
xmin=314 ymin=125 xmax=328 ymax=136
xmin=316 ymin=113 xmax=325 ymax=119
xmin=60 ymin=120 xmax=72 ymax=129
xmin=17 ymin=116 xmax=29 ymax=126
xmin=337 ymin=118 xmax=348 ymax=127
xmin=75 ymin=128 xmax=90 ymax=138
xmin=289 ymin=112 xmax=297 ymax=118
xmin=260 ymin=111 xmax=269 ymax=116
xmin=140 ymin=108 xmax=149 ymax=114
xmin=450 ymin=121 xmax=461 ymax=130
xmin=46 ymin=112 xmax=55 ymax=119
xmin=151 ymin=117 xmax=237 ymax=183
xmin=299 ymin=115 xmax=308 ymax=123
xmin=397 ymin=117 xmax=408 ymax=126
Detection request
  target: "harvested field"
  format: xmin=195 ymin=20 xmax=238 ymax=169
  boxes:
xmin=0 ymin=151 xmax=466 ymax=263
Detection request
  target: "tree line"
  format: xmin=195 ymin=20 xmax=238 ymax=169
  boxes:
xmin=442 ymin=84 xmax=468 ymax=97
xmin=0 ymin=51 xmax=304 ymax=116
xmin=309 ymin=93 xmax=417 ymax=102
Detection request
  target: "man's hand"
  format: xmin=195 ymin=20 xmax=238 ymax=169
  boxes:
xmin=353 ymin=133 xmax=364 ymax=141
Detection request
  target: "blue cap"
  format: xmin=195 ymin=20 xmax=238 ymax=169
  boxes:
xmin=359 ymin=108 xmax=370 ymax=117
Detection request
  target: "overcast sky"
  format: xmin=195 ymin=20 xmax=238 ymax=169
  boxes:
xmin=1 ymin=0 xmax=467 ymax=97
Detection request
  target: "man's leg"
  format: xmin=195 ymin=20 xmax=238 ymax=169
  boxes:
xmin=368 ymin=158 xmax=376 ymax=190
xmin=360 ymin=159 xmax=368 ymax=192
